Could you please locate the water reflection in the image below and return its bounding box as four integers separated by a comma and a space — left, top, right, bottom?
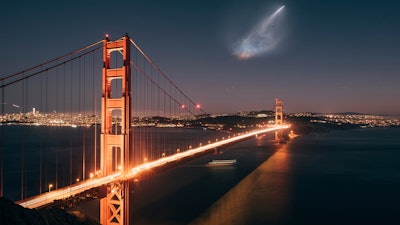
190, 143, 291, 225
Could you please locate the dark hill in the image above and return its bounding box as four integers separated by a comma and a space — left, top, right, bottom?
0, 197, 99, 225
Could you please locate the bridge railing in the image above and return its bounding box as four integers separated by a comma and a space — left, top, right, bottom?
17, 125, 289, 209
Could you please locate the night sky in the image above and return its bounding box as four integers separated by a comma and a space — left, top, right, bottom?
1, 0, 399, 115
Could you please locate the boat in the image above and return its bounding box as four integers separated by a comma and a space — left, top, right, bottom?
288, 130, 299, 138
208, 159, 237, 166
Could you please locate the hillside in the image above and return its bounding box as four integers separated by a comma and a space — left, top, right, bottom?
0, 197, 99, 225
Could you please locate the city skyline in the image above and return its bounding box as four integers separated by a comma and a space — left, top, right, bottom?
1, 0, 399, 115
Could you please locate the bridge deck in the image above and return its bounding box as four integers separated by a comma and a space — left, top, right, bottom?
17, 125, 289, 209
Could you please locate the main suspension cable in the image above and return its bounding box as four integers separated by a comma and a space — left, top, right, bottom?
0, 40, 103, 82
0, 46, 103, 89
129, 38, 207, 115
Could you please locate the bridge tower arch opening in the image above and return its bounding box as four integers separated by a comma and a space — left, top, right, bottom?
275, 99, 284, 142
100, 34, 132, 225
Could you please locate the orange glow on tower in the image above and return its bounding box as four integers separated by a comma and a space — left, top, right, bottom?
100, 34, 131, 225
275, 99, 284, 142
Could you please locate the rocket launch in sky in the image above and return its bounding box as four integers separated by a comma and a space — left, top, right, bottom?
233, 5, 285, 60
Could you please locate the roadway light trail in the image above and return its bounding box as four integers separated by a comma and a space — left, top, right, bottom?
17, 125, 289, 209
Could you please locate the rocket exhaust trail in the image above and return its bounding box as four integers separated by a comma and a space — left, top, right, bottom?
276, 5, 285, 13
233, 5, 285, 60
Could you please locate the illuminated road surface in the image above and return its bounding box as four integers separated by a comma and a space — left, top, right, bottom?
17, 125, 289, 209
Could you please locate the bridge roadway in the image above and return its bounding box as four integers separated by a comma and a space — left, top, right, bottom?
17, 125, 289, 209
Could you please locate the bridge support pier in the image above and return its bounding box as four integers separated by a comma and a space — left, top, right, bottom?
100, 181, 131, 225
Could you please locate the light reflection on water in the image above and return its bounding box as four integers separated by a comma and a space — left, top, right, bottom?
82, 128, 400, 225
190, 144, 291, 225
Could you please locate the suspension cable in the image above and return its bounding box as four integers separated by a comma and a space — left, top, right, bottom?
129, 59, 199, 116
129, 38, 207, 114
0, 40, 103, 82
0, 46, 103, 89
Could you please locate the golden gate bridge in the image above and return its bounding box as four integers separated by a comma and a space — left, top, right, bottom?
0, 34, 289, 225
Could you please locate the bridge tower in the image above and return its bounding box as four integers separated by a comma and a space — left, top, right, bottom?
275, 99, 284, 142
100, 35, 131, 225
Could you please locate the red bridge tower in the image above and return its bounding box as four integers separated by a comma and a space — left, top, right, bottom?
100, 34, 132, 225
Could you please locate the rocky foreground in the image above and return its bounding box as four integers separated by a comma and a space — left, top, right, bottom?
0, 197, 99, 225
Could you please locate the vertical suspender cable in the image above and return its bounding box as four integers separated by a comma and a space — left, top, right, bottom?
25, 72, 29, 198
134, 48, 138, 166
82, 56, 86, 181
54, 61, 58, 190
45, 65, 49, 191
143, 54, 146, 161
70, 59, 73, 186
21, 73, 25, 200
79, 57, 83, 181
62, 62, 65, 188
58, 62, 66, 189
39, 68, 43, 194
150, 65, 153, 159
93, 52, 97, 175
145, 56, 149, 160
141, 54, 144, 162
163, 75, 167, 155
157, 68, 161, 157
170, 80, 173, 154
0, 80, 4, 197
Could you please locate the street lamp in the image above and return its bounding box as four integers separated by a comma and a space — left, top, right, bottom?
48, 184, 53, 192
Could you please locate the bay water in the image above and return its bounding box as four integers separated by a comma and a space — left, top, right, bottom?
2, 126, 400, 224
129, 128, 400, 225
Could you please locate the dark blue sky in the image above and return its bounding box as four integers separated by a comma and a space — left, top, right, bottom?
1, 0, 399, 114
